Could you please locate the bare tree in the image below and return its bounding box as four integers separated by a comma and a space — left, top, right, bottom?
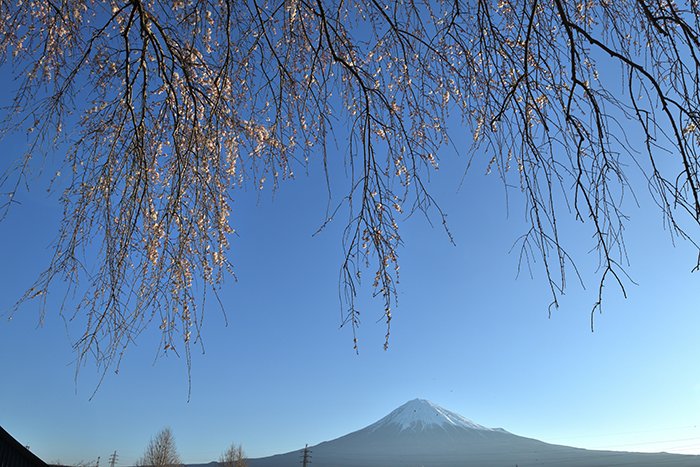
73, 461, 99, 467
2, 0, 700, 378
137, 427, 182, 467
219, 443, 246, 467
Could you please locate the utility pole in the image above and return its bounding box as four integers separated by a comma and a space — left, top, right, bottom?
108, 451, 118, 467
300, 444, 312, 467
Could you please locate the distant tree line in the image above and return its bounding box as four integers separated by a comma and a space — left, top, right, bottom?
136, 427, 246, 467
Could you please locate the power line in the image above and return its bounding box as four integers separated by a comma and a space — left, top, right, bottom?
300, 444, 312, 467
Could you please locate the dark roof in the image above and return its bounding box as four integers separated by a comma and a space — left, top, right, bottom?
0, 425, 48, 467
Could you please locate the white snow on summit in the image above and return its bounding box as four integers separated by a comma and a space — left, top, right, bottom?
368, 399, 497, 432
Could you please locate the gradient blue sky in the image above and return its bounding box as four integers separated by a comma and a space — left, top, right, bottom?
2, 62, 700, 467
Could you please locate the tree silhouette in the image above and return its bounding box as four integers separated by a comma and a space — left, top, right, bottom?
2, 0, 700, 375
219, 443, 247, 467
137, 427, 182, 467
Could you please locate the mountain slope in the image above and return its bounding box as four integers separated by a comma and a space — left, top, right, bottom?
241, 399, 700, 467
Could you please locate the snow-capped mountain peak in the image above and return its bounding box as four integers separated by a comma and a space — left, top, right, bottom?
244, 399, 700, 467
368, 399, 496, 432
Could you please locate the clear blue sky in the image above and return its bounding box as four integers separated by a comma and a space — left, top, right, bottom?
2, 69, 700, 467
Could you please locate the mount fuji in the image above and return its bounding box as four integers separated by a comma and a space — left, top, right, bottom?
237, 399, 700, 466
